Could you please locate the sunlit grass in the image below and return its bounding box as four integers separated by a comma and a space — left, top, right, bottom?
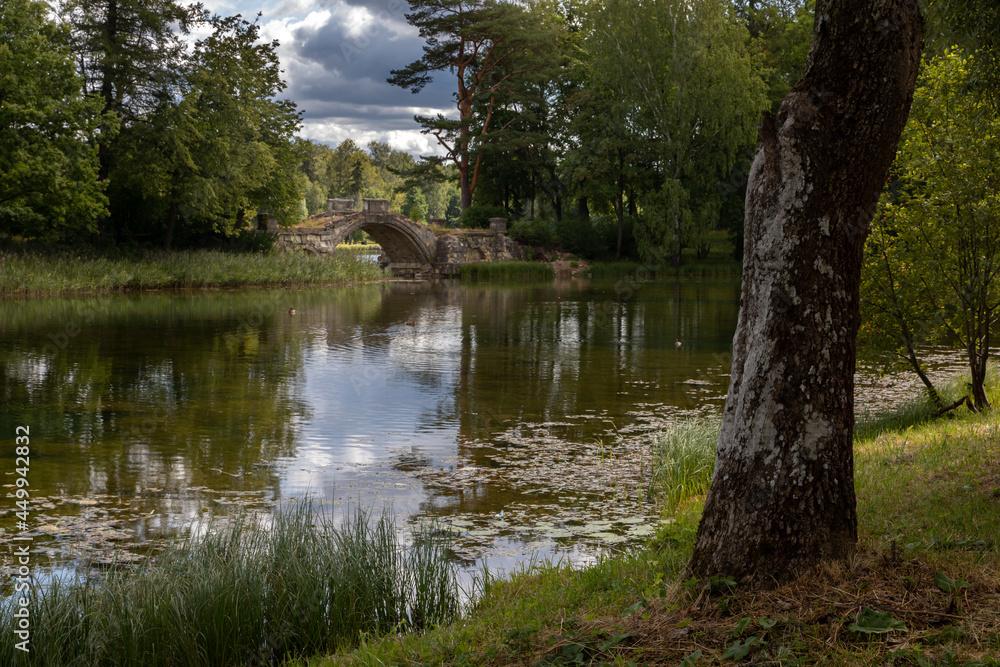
0, 504, 458, 666
0, 248, 383, 296
305, 379, 1000, 666
649, 418, 720, 511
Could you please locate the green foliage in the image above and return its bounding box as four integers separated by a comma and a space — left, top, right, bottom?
388, 0, 563, 211
848, 607, 908, 635
860, 51, 1000, 409
0, 0, 107, 238
230, 229, 278, 254
556, 215, 599, 258
508, 218, 554, 248
649, 418, 719, 511
0, 247, 382, 295
585, 0, 768, 265
461, 203, 507, 230
0, 504, 458, 665
404, 187, 428, 222
737, 0, 815, 109
458, 261, 554, 282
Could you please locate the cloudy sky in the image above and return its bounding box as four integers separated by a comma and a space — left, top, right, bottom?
200, 0, 455, 155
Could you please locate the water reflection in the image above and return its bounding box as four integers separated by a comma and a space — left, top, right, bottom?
1, 279, 741, 572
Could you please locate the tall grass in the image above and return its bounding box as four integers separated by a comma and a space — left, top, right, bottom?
459, 261, 554, 281
0, 248, 383, 296
586, 261, 647, 279
651, 375, 993, 512
0, 503, 457, 666
588, 258, 742, 279
649, 418, 720, 511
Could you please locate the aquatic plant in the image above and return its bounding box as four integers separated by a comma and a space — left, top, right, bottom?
458, 261, 555, 281
649, 418, 720, 511
0, 503, 457, 666
0, 248, 383, 296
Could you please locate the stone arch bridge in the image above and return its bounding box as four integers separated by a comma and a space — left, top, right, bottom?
275, 199, 524, 279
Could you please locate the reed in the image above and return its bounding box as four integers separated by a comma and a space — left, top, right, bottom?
0, 503, 458, 666
458, 261, 555, 281
587, 258, 742, 280
0, 248, 383, 296
648, 417, 720, 511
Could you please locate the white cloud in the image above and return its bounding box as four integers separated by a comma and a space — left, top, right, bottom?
300, 119, 448, 157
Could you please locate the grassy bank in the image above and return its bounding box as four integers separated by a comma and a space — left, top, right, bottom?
313, 392, 1000, 666
0, 505, 458, 666
460, 261, 555, 282
588, 257, 743, 280
0, 248, 383, 296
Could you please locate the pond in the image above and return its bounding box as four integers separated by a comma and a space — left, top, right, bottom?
0, 277, 963, 578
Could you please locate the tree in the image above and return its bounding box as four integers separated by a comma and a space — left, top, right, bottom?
924, 0, 1000, 101
688, 0, 923, 586
63, 0, 199, 241
156, 13, 302, 248
0, 0, 106, 239
587, 0, 767, 266
860, 52, 1000, 411
388, 0, 561, 211
404, 188, 428, 222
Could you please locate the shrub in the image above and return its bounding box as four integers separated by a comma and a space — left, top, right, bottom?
231, 229, 277, 254
508, 218, 553, 248
461, 203, 507, 229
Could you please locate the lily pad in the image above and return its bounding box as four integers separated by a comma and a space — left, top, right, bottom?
467, 529, 499, 538
539, 528, 574, 539
591, 532, 628, 544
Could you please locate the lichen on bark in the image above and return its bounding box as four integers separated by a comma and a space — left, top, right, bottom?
688, 0, 923, 588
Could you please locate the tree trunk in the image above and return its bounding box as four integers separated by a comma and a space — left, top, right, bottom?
969, 346, 990, 411
460, 154, 472, 212
92, 0, 120, 246
688, 0, 923, 588
615, 174, 625, 261
163, 197, 179, 251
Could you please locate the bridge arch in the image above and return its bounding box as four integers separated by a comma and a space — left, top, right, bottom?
327, 207, 438, 278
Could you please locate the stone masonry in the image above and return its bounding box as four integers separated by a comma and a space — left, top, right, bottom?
275, 199, 524, 279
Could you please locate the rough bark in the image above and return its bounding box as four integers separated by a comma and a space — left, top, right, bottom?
688, 0, 923, 588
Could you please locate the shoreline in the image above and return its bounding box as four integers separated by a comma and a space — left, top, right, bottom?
0, 247, 386, 298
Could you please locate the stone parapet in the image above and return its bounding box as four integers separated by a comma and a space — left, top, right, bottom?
327, 198, 356, 212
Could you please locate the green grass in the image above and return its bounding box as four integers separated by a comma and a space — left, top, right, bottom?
587, 257, 743, 280
648, 418, 720, 511
0, 504, 458, 666
459, 261, 555, 281
0, 248, 383, 296
306, 384, 1000, 666
335, 243, 382, 254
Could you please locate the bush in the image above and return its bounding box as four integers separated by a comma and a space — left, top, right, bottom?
508, 218, 553, 248
231, 229, 278, 254
461, 203, 507, 229
555, 215, 598, 257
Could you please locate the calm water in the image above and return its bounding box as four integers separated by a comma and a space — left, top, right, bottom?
1, 276, 945, 577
